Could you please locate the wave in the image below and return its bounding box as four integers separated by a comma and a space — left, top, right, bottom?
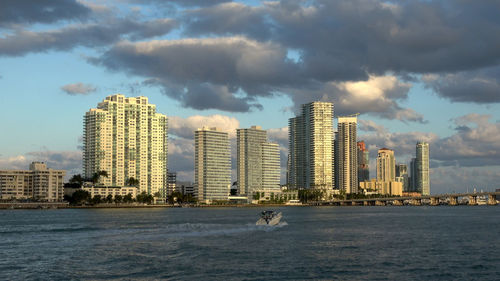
158, 221, 288, 238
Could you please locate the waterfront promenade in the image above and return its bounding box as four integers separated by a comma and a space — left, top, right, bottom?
310, 191, 500, 206
1, 191, 499, 209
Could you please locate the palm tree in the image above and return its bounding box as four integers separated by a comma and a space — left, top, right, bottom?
126, 177, 139, 187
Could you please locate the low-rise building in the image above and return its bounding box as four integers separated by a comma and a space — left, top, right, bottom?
0, 162, 65, 202
251, 188, 298, 203
81, 184, 138, 199
360, 179, 403, 196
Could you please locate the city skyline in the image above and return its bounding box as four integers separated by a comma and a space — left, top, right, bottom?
1, 1, 500, 194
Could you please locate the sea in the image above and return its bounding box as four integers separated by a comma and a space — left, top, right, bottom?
1, 206, 499, 280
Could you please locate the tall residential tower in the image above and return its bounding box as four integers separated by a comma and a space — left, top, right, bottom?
415, 142, 430, 195
357, 141, 370, 182
335, 116, 358, 194
288, 102, 334, 189
237, 126, 280, 198
194, 127, 231, 203
376, 148, 395, 182
83, 94, 168, 196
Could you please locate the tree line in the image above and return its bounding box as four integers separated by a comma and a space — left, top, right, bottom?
64, 190, 155, 205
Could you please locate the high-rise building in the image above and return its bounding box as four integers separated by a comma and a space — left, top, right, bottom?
83, 94, 168, 196
167, 172, 177, 195
261, 142, 281, 190
237, 126, 280, 198
335, 116, 358, 194
395, 163, 409, 192
377, 148, 395, 182
288, 102, 334, 189
416, 142, 430, 195
357, 141, 370, 182
410, 158, 416, 192
0, 162, 65, 201
194, 127, 231, 203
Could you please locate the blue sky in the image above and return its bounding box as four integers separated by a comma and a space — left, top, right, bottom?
1, 0, 500, 194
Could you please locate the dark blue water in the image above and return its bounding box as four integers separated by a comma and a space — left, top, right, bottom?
1, 206, 499, 280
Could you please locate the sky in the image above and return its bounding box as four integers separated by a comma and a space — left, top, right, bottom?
1, 0, 500, 194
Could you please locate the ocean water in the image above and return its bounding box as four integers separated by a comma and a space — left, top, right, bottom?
0, 206, 499, 280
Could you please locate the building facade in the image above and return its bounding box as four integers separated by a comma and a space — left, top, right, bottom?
236, 126, 267, 197
0, 162, 65, 201
81, 185, 138, 199
167, 172, 177, 195
288, 102, 334, 190
377, 148, 395, 182
395, 163, 409, 192
83, 94, 168, 196
335, 116, 358, 194
194, 127, 231, 203
357, 141, 370, 182
416, 142, 430, 195
359, 180, 403, 196
261, 142, 281, 190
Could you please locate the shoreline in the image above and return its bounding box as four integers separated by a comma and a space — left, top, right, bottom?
1, 202, 497, 209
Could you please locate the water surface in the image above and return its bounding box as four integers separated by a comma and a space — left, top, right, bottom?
1, 206, 499, 280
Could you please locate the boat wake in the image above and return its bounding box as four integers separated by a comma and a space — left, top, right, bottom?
155, 222, 288, 238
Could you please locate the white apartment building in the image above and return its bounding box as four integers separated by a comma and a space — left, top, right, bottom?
0, 162, 65, 201
81, 185, 138, 199
288, 102, 334, 189
335, 116, 358, 194
237, 126, 280, 199
83, 94, 168, 196
194, 127, 231, 203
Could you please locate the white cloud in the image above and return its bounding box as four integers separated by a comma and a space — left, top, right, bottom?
61, 82, 97, 95
169, 114, 240, 139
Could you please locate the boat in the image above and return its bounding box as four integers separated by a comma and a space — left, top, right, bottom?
477, 196, 487, 205
256, 210, 282, 226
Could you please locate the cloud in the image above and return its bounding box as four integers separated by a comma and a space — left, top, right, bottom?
130, 0, 231, 8
0, 150, 82, 179
169, 114, 240, 139
287, 75, 425, 123
0, 18, 177, 57
431, 166, 500, 194
0, 0, 91, 25
423, 66, 500, 104
183, 3, 271, 40
358, 114, 500, 167
61, 83, 97, 95
172, 0, 500, 111
92, 37, 296, 112
433, 114, 500, 166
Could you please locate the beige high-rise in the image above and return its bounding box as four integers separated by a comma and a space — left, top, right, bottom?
83, 94, 168, 196
194, 127, 231, 203
377, 148, 395, 182
335, 116, 358, 194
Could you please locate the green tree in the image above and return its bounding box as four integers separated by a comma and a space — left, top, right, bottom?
123, 193, 134, 203
69, 174, 84, 186
70, 190, 91, 205
114, 194, 123, 203
106, 194, 113, 203
136, 191, 153, 204
92, 170, 109, 184
91, 195, 102, 205
126, 177, 139, 187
